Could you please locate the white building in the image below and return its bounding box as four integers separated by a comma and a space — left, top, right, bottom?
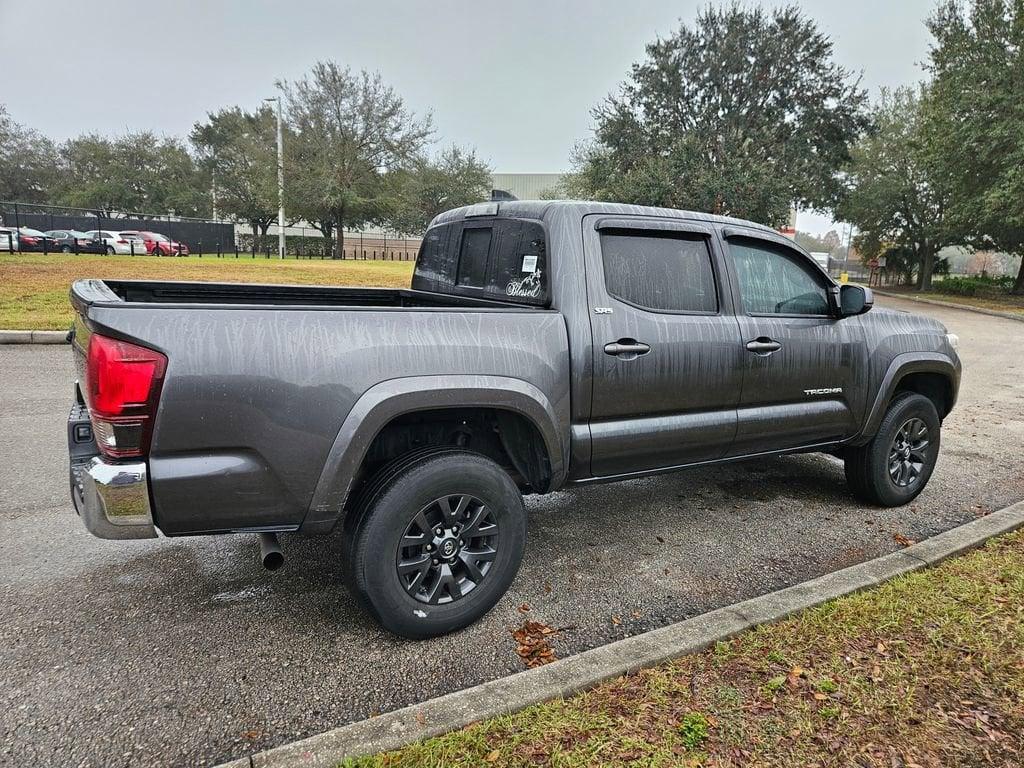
490, 173, 566, 201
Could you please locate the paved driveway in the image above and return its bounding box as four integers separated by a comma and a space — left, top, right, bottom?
2, 297, 1023, 767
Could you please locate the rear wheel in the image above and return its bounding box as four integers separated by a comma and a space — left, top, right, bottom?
105, 245, 115, 255
345, 449, 526, 639
61, 245, 72, 253
844, 392, 940, 506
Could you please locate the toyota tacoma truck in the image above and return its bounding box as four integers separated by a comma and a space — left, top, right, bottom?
67, 201, 961, 638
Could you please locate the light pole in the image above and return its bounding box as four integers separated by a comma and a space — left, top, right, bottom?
265, 95, 285, 259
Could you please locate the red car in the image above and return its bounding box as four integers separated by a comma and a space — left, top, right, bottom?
121, 230, 190, 256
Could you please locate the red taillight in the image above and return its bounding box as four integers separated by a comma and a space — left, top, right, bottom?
116, 239, 128, 244
86, 334, 167, 458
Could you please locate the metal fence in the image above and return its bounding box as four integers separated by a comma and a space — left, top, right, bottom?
0, 201, 234, 252
0, 200, 422, 260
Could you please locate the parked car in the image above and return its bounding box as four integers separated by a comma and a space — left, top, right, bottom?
119, 230, 189, 256
8, 227, 61, 252
0, 226, 19, 251
67, 201, 961, 639
83, 230, 137, 255
44, 230, 107, 254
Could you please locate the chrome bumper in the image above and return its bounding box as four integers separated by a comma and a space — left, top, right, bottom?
72, 457, 158, 539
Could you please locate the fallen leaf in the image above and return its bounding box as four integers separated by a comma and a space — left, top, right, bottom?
612, 615, 622, 626
485, 749, 501, 762
511, 620, 564, 668
518, 602, 530, 613
543, 582, 552, 594
655, 535, 665, 543
415, 711, 426, 725
893, 533, 916, 547
241, 730, 262, 740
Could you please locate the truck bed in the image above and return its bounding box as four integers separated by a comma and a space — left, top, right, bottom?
72, 278, 531, 311
69, 277, 569, 537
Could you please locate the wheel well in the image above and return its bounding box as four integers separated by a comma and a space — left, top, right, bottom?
352, 407, 552, 501
893, 372, 952, 418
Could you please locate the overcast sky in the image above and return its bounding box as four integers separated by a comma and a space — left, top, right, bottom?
1, 0, 936, 234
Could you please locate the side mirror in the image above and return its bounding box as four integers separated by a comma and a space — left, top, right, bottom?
840, 284, 873, 316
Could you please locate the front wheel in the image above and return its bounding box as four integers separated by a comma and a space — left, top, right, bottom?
345, 449, 526, 639
844, 392, 941, 506
105, 245, 115, 255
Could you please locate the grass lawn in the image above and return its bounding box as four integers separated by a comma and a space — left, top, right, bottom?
349, 530, 1024, 767
881, 286, 1024, 317
0, 252, 415, 330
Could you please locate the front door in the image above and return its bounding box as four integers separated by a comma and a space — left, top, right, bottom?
584, 216, 746, 477
720, 231, 868, 455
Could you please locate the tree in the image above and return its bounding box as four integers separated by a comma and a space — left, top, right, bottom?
387, 145, 491, 236
567, 4, 868, 225
837, 87, 954, 290
795, 231, 833, 253
59, 132, 209, 217
280, 62, 433, 257
822, 230, 842, 252
924, 0, 1024, 294
0, 105, 59, 204
192, 106, 279, 242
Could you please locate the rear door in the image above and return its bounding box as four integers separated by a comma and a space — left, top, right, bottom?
720, 229, 868, 454
584, 216, 745, 476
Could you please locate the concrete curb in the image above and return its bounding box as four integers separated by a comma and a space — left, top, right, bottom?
219, 499, 1024, 768
874, 290, 1024, 323
0, 329, 68, 344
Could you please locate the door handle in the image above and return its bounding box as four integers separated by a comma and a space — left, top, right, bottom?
745, 337, 782, 354
604, 339, 651, 358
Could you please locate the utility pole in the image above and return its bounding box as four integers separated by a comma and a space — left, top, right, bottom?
265, 95, 285, 259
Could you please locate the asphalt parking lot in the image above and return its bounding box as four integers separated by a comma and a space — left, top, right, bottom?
2, 296, 1023, 767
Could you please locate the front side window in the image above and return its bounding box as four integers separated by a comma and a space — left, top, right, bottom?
729, 238, 830, 315
600, 231, 718, 313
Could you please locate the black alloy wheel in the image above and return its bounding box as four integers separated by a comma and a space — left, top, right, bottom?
887, 417, 930, 488
396, 494, 499, 605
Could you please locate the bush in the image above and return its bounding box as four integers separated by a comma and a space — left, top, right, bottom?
934, 275, 1014, 297
236, 233, 334, 258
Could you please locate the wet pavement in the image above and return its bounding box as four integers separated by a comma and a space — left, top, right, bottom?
2, 296, 1022, 767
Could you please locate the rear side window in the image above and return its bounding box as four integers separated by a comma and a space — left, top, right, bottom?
600, 231, 718, 313
413, 218, 548, 306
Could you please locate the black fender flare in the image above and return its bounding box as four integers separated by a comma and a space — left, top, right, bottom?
301, 375, 568, 532
849, 352, 960, 445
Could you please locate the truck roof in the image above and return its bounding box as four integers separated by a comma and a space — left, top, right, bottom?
432, 199, 783, 238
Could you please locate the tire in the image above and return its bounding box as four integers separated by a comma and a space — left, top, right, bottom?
61, 246, 72, 253
844, 392, 941, 507
345, 449, 526, 639
105, 245, 115, 255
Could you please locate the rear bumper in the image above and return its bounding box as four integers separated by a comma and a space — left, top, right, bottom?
71, 457, 158, 539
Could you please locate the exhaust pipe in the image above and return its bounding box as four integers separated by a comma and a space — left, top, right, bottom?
258, 532, 284, 571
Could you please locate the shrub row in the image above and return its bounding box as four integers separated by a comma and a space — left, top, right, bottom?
933, 275, 1015, 297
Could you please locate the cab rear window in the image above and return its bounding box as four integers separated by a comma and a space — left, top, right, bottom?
412, 217, 548, 306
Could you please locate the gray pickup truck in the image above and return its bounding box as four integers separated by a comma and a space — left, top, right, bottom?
68, 201, 961, 638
